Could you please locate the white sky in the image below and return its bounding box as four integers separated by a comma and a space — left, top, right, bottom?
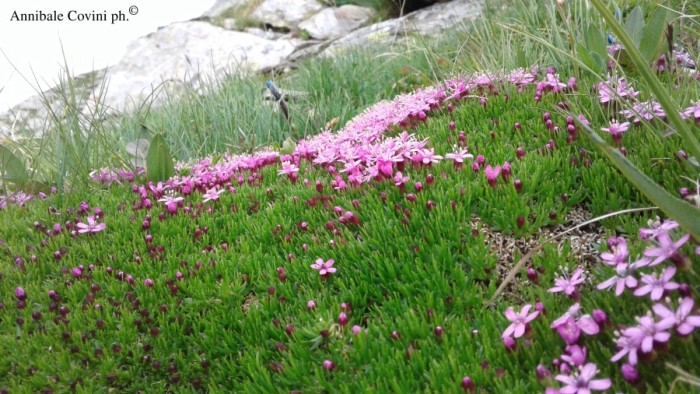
0, 0, 215, 111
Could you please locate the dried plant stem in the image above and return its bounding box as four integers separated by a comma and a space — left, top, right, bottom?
484, 206, 659, 307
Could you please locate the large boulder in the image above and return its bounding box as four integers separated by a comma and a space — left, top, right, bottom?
250, 0, 324, 29
323, 0, 484, 55
299, 5, 375, 40
200, 0, 253, 18
98, 21, 298, 114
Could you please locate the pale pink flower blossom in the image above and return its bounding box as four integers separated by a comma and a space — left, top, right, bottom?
310, 258, 337, 277
549, 267, 586, 296
502, 304, 540, 339
556, 363, 611, 393
76, 216, 106, 234
633, 266, 680, 301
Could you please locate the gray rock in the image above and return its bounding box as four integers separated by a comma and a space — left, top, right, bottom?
251, 0, 324, 29
323, 0, 484, 55
299, 5, 375, 40
99, 21, 297, 114
244, 27, 286, 40
200, 0, 253, 18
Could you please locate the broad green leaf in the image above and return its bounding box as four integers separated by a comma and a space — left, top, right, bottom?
624, 5, 644, 47
585, 24, 608, 64
146, 133, 174, 182
280, 137, 297, 155
0, 144, 28, 186
640, 6, 668, 62
576, 43, 597, 71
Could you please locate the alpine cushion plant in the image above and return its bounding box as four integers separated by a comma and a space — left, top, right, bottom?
2, 4, 700, 390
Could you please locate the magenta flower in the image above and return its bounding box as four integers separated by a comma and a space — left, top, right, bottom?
555, 316, 581, 345
322, 360, 335, 371
621, 363, 639, 384
549, 267, 586, 296
597, 263, 638, 296
561, 345, 587, 368
653, 297, 700, 336
599, 237, 629, 266
158, 195, 184, 214
393, 171, 409, 187
633, 266, 679, 300
624, 315, 675, 354
502, 304, 539, 339
551, 303, 600, 339
278, 161, 299, 176
444, 148, 473, 168
15, 287, 26, 301
76, 216, 106, 234
680, 101, 700, 122
555, 363, 611, 393
202, 187, 225, 203
643, 232, 690, 267
638, 219, 679, 240
310, 258, 337, 277
484, 165, 501, 188
601, 120, 630, 136
307, 300, 316, 310
610, 330, 643, 365
620, 100, 665, 123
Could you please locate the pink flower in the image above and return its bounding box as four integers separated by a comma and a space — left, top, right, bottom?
600, 120, 630, 145
551, 303, 600, 339
597, 263, 638, 296
310, 258, 337, 277
76, 216, 106, 234
633, 266, 679, 300
556, 317, 582, 345
601, 120, 630, 135
393, 171, 409, 187
549, 267, 586, 296
610, 330, 643, 365
484, 165, 501, 188
502, 304, 540, 339
444, 149, 473, 166
555, 363, 611, 393
643, 232, 690, 267
15, 287, 26, 301
202, 187, 225, 203
561, 345, 587, 368
680, 101, 700, 122
639, 219, 679, 240
624, 315, 675, 354
653, 297, 700, 336
600, 237, 629, 266
158, 195, 184, 214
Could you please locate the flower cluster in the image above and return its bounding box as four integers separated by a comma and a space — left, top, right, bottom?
597, 220, 699, 372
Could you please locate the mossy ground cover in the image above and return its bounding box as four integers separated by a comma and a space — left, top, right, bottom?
1, 64, 699, 393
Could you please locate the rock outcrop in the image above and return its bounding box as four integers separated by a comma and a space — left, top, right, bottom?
0, 0, 485, 139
